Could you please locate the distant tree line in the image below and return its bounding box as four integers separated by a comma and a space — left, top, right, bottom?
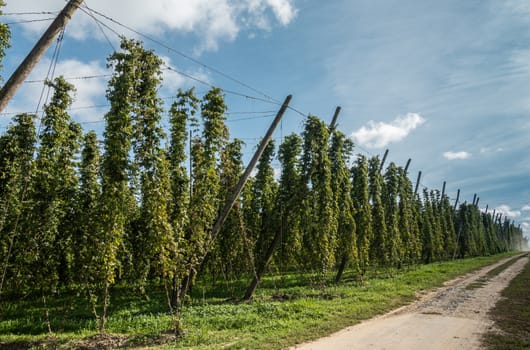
0, 34, 526, 333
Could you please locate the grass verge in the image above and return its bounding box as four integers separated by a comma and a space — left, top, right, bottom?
483, 253, 530, 350
0, 252, 521, 350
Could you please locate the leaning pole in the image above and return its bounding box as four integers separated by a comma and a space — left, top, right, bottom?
0, 0, 83, 113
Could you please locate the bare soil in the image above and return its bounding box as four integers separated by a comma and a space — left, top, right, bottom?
292, 254, 529, 350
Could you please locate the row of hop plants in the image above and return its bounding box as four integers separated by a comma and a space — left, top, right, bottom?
0, 35, 527, 335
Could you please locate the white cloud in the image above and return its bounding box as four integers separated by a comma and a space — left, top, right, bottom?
5, 0, 297, 53
6, 58, 109, 122
443, 151, 472, 160
350, 113, 425, 148
522, 205, 530, 211
265, 0, 298, 25
159, 56, 211, 92
495, 204, 521, 219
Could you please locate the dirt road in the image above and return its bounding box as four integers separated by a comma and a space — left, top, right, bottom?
292, 254, 529, 350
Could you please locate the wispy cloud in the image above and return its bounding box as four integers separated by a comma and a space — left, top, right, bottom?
6, 0, 297, 53
495, 204, 521, 219
266, 0, 298, 25
480, 147, 503, 154
522, 205, 530, 211
443, 151, 472, 160
502, 0, 530, 18
350, 113, 425, 148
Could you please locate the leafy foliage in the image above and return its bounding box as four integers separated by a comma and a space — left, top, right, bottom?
0, 113, 36, 296
0, 35, 525, 342
301, 116, 336, 275
352, 154, 372, 276
368, 156, 387, 267
277, 134, 303, 267
0, 0, 10, 82
329, 130, 357, 281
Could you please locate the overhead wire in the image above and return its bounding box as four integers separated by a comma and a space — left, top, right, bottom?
78, 5, 116, 52
1, 101, 278, 117
162, 65, 283, 106
225, 110, 277, 115
81, 3, 280, 104
35, 26, 65, 119
74, 7, 299, 111
4, 3, 310, 132
1, 11, 58, 16
24, 74, 111, 84
4, 18, 55, 25
225, 114, 276, 122
77, 6, 121, 39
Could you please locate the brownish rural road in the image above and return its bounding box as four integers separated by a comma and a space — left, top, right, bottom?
292, 254, 528, 350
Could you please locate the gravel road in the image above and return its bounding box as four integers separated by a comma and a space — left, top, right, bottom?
292, 254, 529, 350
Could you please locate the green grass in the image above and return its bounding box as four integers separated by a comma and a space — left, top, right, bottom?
0, 252, 520, 350
483, 253, 530, 350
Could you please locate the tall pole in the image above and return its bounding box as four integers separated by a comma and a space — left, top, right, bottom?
404, 158, 411, 173
441, 181, 446, 198
414, 171, 422, 195
210, 95, 292, 243
180, 95, 292, 300
453, 189, 460, 211
329, 106, 341, 130
379, 149, 389, 173
0, 0, 83, 113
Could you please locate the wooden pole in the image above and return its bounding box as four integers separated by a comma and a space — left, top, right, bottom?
246, 101, 346, 299
404, 158, 411, 173
441, 181, 446, 198
414, 171, 422, 195
181, 95, 292, 301
329, 106, 341, 130
453, 222, 463, 260
0, 0, 83, 113
246, 102, 347, 298
453, 189, 460, 211
485, 205, 489, 214
210, 95, 292, 243
472, 193, 477, 206
475, 197, 480, 207
379, 149, 389, 173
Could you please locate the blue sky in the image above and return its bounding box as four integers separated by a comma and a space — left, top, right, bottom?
2, 0, 530, 238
